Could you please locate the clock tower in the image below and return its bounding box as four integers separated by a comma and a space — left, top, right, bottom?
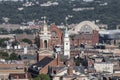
64, 27, 70, 58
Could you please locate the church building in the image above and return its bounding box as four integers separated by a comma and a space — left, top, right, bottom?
37, 17, 63, 61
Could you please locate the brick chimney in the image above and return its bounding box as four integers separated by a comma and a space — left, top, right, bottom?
68, 66, 73, 76
57, 52, 61, 65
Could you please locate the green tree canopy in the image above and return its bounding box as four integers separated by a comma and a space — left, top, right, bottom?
0, 51, 9, 59
9, 53, 18, 60
21, 38, 32, 44
0, 38, 9, 48
31, 74, 50, 80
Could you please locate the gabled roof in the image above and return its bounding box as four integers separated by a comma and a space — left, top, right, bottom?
51, 66, 85, 75
36, 57, 53, 68
32, 57, 53, 68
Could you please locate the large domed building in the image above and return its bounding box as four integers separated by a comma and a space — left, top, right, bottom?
69, 21, 99, 46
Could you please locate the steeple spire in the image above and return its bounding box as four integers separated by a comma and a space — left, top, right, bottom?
42, 16, 48, 33
65, 27, 69, 38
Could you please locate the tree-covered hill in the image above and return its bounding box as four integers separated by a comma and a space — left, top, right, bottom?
0, 0, 120, 28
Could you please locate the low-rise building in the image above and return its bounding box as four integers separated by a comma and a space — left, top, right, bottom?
0, 60, 25, 79
50, 66, 88, 80
94, 62, 114, 73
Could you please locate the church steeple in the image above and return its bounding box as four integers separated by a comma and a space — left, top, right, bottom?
43, 16, 48, 34
39, 16, 51, 50
65, 27, 69, 38
64, 26, 70, 59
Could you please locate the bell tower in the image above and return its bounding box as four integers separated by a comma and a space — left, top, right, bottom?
39, 16, 51, 50
38, 16, 53, 61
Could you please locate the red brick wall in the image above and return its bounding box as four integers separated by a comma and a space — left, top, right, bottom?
50, 24, 63, 47
40, 39, 43, 49
70, 30, 99, 46
39, 54, 62, 74
92, 30, 99, 44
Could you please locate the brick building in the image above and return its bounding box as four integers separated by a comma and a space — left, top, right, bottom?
50, 24, 63, 47
39, 22, 63, 50
0, 60, 25, 79
71, 30, 99, 46
50, 66, 88, 80
69, 21, 99, 46
29, 53, 63, 76
15, 33, 35, 44
38, 19, 63, 61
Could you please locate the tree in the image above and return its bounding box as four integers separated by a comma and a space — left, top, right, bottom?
0, 38, 9, 48
12, 29, 23, 34
0, 51, 9, 59
11, 40, 19, 48
74, 57, 84, 66
22, 38, 32, 44
34, 37, 40, 48
9, 53, 18, 60
32, 74, 50, 80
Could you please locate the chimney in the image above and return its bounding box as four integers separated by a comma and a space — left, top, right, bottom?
57, 52, 61, 65
68, 66, 73, 76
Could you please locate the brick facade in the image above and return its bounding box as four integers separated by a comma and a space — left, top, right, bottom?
50, 24, 63, 47
39, 54, 62, 74
70, 30, 99, 46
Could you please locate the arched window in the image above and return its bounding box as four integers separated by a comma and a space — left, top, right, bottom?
44, 40, 47, 48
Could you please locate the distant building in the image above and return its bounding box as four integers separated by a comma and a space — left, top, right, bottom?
0, 34, 15, 39
50, 66, 88, 80
29, 53, 63, 76
94, 62, 114, 73
9, 73, 31, 80
50, 24, 63, 47
0, 60, 25, 79
15, 33, 35, 43
0, 24, 20, 30
38, 18, 63, 61
99, 30, 120, 45
69, 21, 99, 46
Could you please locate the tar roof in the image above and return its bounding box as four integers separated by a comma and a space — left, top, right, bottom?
35, 57, 53, 68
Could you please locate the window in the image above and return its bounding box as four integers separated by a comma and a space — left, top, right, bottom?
51, 31, 57, 36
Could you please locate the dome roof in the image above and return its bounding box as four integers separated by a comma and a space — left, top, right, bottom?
69, 21, 99, 34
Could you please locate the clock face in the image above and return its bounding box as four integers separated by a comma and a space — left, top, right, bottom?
80, 25, 93, 33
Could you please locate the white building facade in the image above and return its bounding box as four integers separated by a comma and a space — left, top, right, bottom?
64, 27, 70, 58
